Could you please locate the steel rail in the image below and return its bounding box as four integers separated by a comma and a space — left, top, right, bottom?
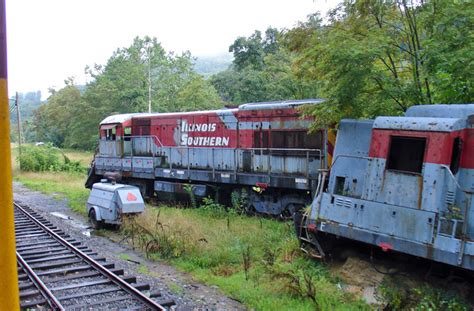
16, 251, 65, 311
14, 202, 165, 311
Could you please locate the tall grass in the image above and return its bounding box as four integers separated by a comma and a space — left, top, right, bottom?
123, 207, 368, 310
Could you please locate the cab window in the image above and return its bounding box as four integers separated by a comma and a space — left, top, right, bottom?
386, 136, 426, 173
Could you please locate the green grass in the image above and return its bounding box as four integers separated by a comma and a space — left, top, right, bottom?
124, 206, 368, 310
12, 147, 92, 216
168, 282, 184, 294
118, 253, 132, 261
15, 171, 89, 215
137, 264, 150, 275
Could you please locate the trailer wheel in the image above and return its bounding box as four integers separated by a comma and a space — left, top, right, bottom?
89, 209, 102, 229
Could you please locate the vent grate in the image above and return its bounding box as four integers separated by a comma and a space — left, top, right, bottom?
445, 191, 455, 205
335, 197, 352, 208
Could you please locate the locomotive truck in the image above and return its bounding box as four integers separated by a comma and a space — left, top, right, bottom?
86, 99, 334, 217
297, 104, 474, 271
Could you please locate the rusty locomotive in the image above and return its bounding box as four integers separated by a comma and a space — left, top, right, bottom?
298, 104, 474, 271
86, 99, 334, 217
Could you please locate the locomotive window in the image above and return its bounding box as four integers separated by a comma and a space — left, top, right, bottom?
105, 128, 116, 141
386, 136, 426, 174
124, 127, 132, 141
450, 137, 462, 175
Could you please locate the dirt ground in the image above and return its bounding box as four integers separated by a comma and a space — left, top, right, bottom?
14, 182, 246, 311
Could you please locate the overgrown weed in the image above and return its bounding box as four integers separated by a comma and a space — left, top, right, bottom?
379, 278, 469, 310
122, 203, 367, 310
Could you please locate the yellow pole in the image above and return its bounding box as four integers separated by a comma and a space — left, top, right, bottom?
0, 0, 20, 309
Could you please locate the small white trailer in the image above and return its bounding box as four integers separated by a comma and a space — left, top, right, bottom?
87, 181, 145, 229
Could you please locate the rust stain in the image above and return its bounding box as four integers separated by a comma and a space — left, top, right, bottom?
417, 175, 423, 209
426, 244, 434, 260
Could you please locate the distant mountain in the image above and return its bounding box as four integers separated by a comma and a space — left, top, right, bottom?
194, 54, 233, 78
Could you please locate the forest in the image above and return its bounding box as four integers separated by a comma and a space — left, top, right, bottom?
11, 0, 473, 150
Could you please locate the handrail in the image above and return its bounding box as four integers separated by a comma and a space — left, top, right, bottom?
98, 136, 324, 178
124, 135, 163, 147
440, 165, 472, 266
330, 154, 372, 169
440, 164, 474, 195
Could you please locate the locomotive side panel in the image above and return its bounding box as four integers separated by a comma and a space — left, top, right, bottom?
305, 105, 474, 271
91, 100, 327, 215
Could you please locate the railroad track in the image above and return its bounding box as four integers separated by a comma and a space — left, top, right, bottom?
14, 202, 173, 310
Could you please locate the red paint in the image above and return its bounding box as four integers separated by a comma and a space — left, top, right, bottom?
379, 242, 393, 252
126, 192, 137, 201
256, 182, 268, 189
369, 128, 474, 169
100, 106, 319, 150
307, 223, 317, 232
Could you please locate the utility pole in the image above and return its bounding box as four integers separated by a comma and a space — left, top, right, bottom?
0, 0, 21, 308
15, 92, 21, 155
147, 45, 152, 113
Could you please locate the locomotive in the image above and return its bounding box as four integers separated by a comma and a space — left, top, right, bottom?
297, 104, 474, 271
86, 99, 334, 217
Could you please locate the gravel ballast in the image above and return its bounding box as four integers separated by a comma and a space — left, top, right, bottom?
14, 182, 246, 310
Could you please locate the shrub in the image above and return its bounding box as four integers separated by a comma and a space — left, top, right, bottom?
200, 196, 228, 218
17, 144, 85, 173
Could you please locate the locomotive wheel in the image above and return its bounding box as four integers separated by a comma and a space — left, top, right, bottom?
89, 209, 102, 229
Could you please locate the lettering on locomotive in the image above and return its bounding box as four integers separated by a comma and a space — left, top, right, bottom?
180, 120, 230, 146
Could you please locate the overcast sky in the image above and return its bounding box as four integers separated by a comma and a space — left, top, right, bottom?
6, 0, 340, 97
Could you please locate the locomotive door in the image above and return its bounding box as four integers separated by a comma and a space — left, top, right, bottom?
123, 126, 132, 155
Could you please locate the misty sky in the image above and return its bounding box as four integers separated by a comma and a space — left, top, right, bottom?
5, 0, 340, 97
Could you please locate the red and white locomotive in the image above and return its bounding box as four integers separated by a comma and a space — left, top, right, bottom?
86, 99, 333, 216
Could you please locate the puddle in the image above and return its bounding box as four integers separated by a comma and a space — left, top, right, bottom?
50, 211, 91, 237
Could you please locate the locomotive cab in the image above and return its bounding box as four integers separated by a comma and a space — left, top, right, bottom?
100, 123, 122, 156
307, 105, 474, 271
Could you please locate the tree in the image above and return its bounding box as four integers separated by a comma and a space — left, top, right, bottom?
175, 76, 223, 111
33, 84, 81, 147
213, 27, 318, 104
35, 36, 224, 150
284, 0, 473, 127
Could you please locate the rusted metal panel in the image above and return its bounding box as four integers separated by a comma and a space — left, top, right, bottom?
309, 106, 474, 270
318, 195, 436, 244
374, 116, 466, 132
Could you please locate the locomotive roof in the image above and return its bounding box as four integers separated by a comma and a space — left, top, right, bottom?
99, 99, 324, 125
374, 116, 467, 132
238, 99, 325, 110
406, 104, 474, 118
100, 113, 144, 125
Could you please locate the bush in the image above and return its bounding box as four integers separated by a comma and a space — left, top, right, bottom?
200, 196, 231, 218
17, 144, 85, 173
